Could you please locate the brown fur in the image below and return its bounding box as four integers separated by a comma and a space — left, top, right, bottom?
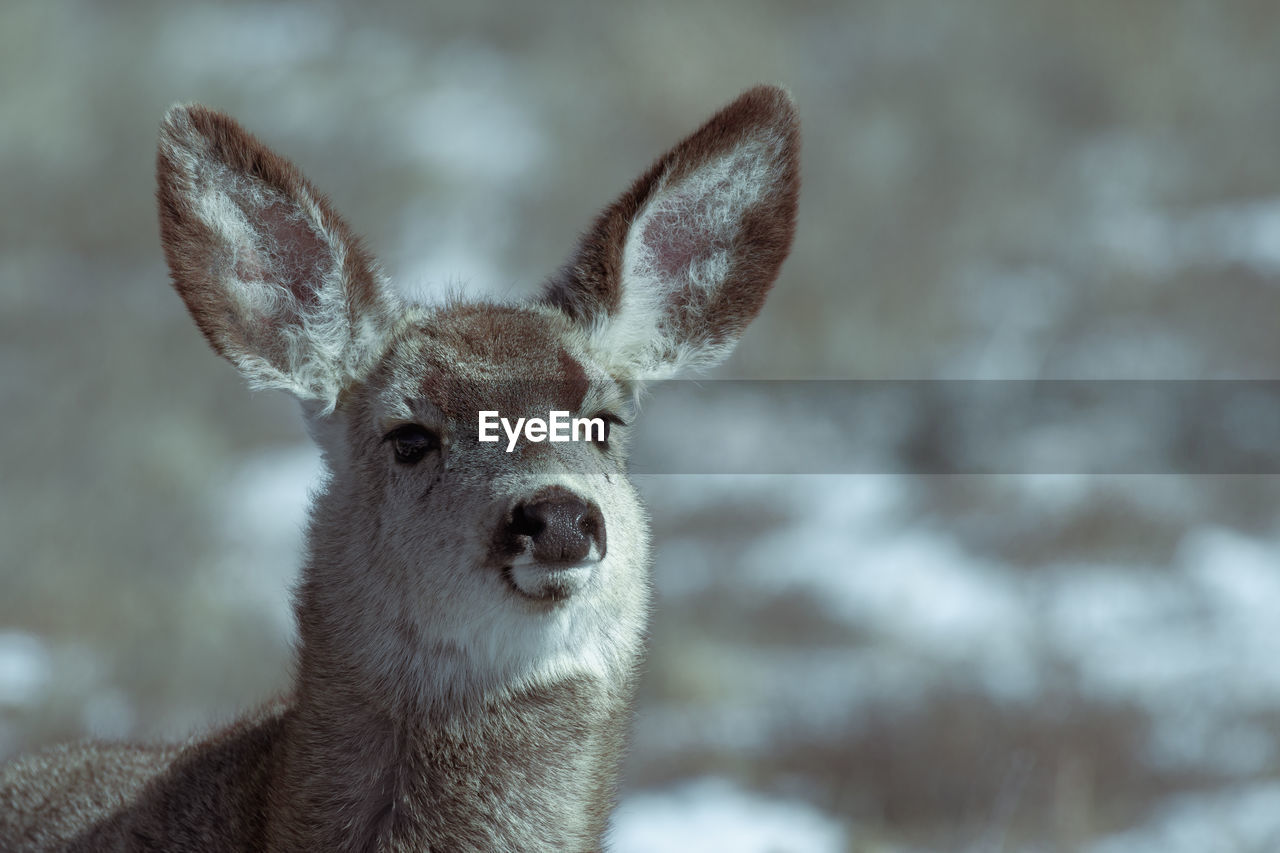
0, 86, 800, 851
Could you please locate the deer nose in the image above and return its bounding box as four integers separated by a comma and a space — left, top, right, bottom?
509, 491, 606, 564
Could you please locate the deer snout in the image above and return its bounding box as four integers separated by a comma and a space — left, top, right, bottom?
509, 490, 606, 565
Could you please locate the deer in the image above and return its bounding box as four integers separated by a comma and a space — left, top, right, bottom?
0, 85, 799, 851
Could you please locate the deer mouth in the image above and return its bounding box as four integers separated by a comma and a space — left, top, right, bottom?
503, 558, 598, 603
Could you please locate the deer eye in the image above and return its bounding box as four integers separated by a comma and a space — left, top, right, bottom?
593, 413, 626, 448
384, 424, 440, 464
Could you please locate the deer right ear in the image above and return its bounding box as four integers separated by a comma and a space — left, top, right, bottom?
544, 86, 800, 380
157, 105, 398, 410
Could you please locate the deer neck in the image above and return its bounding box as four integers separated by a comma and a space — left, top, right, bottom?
266, 614, 631, 852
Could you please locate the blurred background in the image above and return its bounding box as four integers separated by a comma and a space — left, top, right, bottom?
4, 1, 1280, 850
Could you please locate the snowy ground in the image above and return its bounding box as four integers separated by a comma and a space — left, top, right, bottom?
631, 471, 1280, 849
5, 446, 1280, 849
611, 777, 848, 853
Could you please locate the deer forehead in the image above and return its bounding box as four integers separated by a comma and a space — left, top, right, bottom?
371, 303, 610, 423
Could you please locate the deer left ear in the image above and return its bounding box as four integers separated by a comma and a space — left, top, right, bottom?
544, 85, 800, 379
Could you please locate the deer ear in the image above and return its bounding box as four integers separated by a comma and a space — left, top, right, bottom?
157, 104, 398, 409
544, 85, 799, 379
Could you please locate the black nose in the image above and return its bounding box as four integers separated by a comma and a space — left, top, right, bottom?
509, 489, 606, 564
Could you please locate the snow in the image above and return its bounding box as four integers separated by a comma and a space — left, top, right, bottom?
1097, 198, 1280, 279
641, 474, 1280, 773
611, 778, 848, 853
0, 631, 50, 708
1039, 528, 1280, 771
745, 524, 1038, 701
643, 475, 1042, 703
1089, 783, 1280, 853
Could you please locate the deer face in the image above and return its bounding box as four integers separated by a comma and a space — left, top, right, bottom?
303, 303, 651, 698
354, 304, 632, 602
156, 87, 798, 702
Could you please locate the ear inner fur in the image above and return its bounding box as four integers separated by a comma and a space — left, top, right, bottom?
544, 84, 800, 378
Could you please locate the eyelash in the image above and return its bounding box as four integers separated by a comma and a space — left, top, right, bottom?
594, 413, 626, 447
383, 424, 441, 464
